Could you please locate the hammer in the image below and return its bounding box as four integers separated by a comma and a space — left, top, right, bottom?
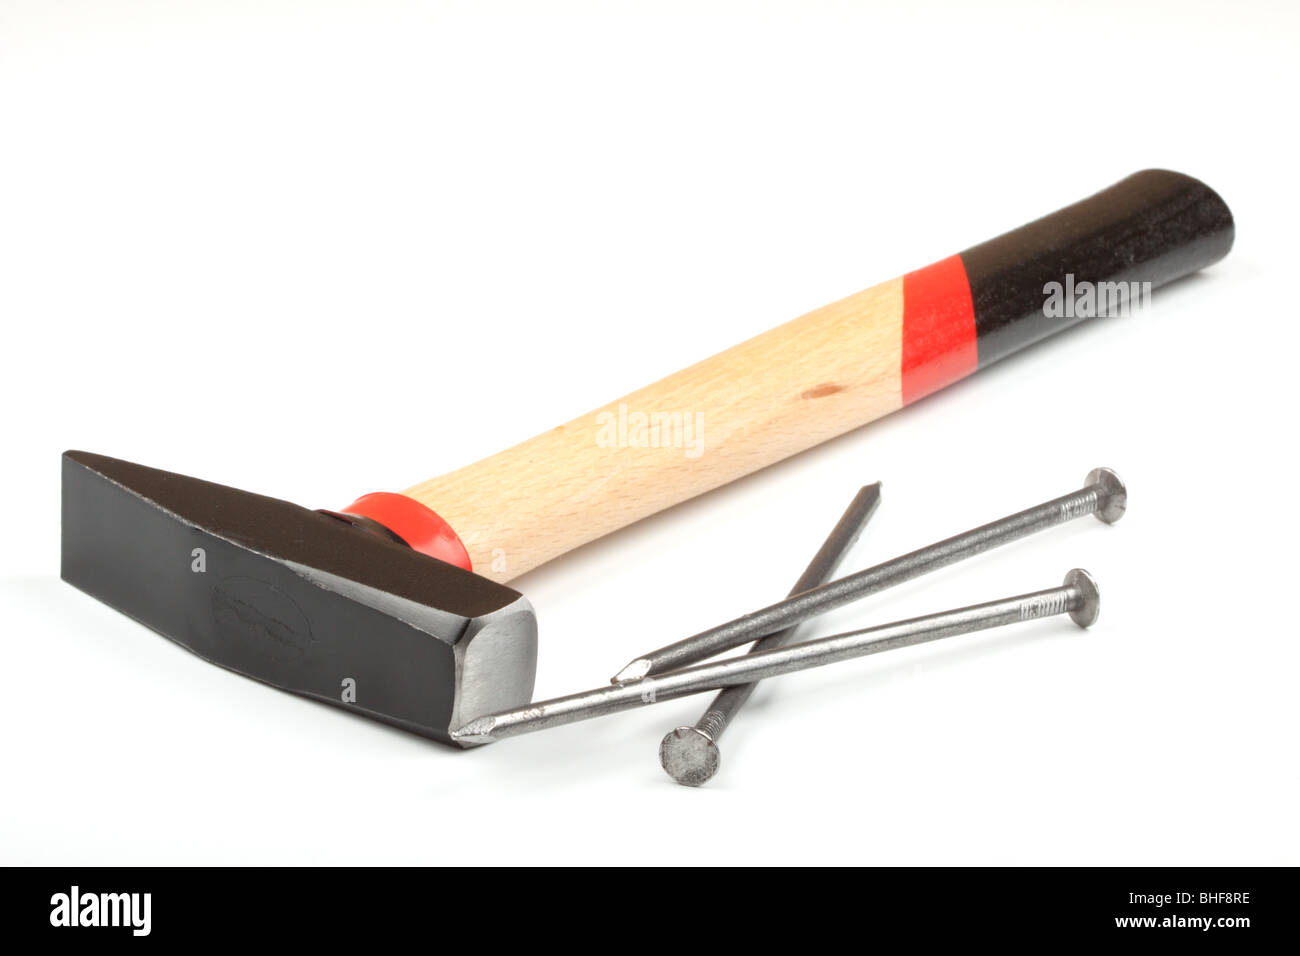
61, 170, 1233, 745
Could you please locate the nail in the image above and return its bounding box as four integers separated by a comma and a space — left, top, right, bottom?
451, 570, 1100, 746
614, 468, 1124, 681
660, 482, 882, 787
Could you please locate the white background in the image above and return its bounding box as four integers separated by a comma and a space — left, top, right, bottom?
2, 0, 1296, 865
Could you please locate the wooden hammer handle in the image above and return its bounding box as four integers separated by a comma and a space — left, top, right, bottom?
404, 170, 1232, 582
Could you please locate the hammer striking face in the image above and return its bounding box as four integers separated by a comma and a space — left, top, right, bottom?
61, 451, 536, 744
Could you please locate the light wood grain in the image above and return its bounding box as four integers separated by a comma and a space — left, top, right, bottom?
404, 276, 905, 582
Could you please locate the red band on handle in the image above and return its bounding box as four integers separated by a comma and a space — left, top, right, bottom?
901, 254, 978, 405
342, 493, 472, 571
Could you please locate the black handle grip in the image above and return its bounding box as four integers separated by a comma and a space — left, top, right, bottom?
959, 169, 1234, 366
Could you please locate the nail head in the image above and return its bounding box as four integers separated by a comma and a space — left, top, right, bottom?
659, 727, 721, 787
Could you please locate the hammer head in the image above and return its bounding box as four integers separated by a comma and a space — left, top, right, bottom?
60, 451, 537, 745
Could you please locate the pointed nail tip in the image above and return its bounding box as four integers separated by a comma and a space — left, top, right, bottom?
449, 716, 498, 747
612, 659, 652, 684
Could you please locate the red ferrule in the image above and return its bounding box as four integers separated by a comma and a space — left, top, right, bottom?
341, 493, 472, 571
